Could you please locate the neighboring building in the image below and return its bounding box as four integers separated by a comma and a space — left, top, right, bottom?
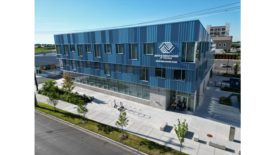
54, 20, 214, 112
207, 23, 232, 52
35, 52, 62, 78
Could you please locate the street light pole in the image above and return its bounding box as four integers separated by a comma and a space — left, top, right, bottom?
226, 58, 229, 74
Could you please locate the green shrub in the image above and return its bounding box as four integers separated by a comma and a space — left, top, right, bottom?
39, 81, 93, 105
219, 96, 232, 106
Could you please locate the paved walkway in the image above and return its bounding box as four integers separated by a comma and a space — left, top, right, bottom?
37, 79, 241, 155
194, 75, 240, 127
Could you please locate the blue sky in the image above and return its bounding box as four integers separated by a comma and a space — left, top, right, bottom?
35, 0, 240, 44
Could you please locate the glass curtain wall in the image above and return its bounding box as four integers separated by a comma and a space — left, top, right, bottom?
72, 73, 150, 100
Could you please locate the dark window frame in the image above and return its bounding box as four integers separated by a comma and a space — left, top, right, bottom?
115, 64, 121, 72
173, 70, 186, 80
129, 44, 138, 60
144, 43, 154, 55
140, 67, 149, 81
104, 63, 110, 75
85, 44, 92, 53
77, 44, 84, 57
70, 44, 75, 52
155, 68, 166, 78
94, 44, 101, 58
116, 44, 124, 54
182, 42, 195, 62
104, 44, 112, 54
94, 62, 100, 70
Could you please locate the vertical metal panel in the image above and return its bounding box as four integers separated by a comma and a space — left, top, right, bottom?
54, 20, 211, 93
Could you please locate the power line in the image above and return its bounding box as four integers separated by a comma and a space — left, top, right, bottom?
112, 1, 240, 27
37, 2, 240, 34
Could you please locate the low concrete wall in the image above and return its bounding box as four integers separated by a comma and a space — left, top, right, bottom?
74, 82, 151, 106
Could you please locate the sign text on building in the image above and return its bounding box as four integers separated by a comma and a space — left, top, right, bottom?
155, 42, 178, 63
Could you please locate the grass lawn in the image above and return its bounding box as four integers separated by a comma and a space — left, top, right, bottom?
35, 47, 55, 53
36, 102, 187, 155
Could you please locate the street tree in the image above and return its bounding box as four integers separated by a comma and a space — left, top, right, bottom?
42, 80, 58, 93
62, 72, 74, 92
174, 119, 188, 152
77, 104, 88, 123
115, 111, 129, 140
47, 93, 58, 111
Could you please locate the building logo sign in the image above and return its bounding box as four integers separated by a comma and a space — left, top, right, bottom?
159, 42, 175, 54
155, 42, 178, 63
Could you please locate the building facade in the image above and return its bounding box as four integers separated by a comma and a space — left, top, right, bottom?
54, 20, 214, 112
207, 24, 232, 52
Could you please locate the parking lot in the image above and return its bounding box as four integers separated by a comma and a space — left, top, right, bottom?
213, 59, 240, 75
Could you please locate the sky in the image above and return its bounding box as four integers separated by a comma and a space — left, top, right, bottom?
35, 0, 240, 44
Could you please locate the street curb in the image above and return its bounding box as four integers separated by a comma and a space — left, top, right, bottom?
35, 110, 147, 155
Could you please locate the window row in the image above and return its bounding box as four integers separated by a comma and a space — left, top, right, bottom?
62, 60, 186, 80
75, 75, 150, 100
56, 43, 154, 59
57, 42, 209, 62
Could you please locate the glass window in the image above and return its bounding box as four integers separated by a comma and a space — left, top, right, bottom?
70, 45, 75, 52
85, 44, 91, 53
77, 45, 83, 57
59, 59, 63, 68
155, 68, 165, 78
56, 45, 61, 54
115, 64, 121, 72
104, 64, 110, 75
140, 67, 149, 81
144, 43, 154, 55
104, 44, 112, 54
127, 66, 133, 73
64, 45, 69, 55
94, 44, 101, 58
182, 42, 195, 62
116, 44, 124, 54
94, 62, 100, 69
129, 44, 138, 59
174, 70, 185, 80
196, 43, 201, 61
86, 61, 92, 68
79, 61, 84, 68
72, 61, 76, 70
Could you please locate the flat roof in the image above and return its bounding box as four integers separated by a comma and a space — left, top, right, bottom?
55, 19, 202, 35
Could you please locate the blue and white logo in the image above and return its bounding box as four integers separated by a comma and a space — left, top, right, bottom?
159, 42, 175, 54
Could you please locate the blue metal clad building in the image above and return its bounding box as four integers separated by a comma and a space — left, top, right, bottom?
54, 20, 214, 112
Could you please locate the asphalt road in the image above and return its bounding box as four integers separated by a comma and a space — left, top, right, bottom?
35, 112, 139, 155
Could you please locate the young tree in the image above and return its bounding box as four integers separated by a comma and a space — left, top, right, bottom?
47, 93, 58, 111
234, 62, 240, 75
115, 111, 129, 140
41, 80, 58, 93
77, 104, 88, 123
174, 119, 188, 152
62, 72, 74, 92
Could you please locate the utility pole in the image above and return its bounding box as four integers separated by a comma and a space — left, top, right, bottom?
35, 72, 38, 91
226, 58, 229, 74
35, 72, 38, 107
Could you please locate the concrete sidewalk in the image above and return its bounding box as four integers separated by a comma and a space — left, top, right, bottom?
37, 79, 241, 155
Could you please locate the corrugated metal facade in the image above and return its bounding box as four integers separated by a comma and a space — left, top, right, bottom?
54, 20, 213, 94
